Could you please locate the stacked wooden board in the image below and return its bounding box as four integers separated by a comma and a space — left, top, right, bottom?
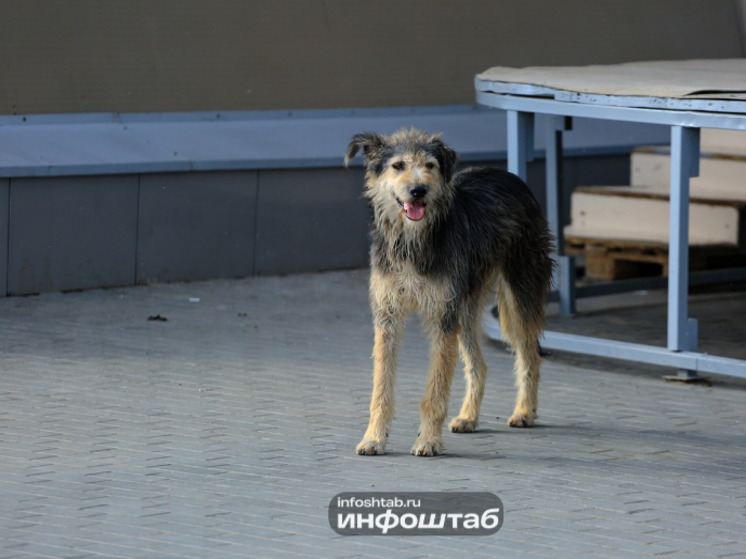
564, 130, 746, 280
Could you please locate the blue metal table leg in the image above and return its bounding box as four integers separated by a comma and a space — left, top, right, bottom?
545, 115, 575, 316
558, 256, 577, 317
667, 126, 701, 380
506, 110, 534, 180
545, 115, 567, 255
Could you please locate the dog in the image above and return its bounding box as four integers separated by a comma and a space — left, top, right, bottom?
345, 128, 554, 456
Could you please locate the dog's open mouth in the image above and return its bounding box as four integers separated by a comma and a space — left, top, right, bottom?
397, 198, 426, 221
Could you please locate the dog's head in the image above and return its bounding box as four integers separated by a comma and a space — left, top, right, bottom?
345, 128, 458, 225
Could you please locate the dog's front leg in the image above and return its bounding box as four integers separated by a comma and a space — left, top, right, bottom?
357, 315, 403, 456
412, 330, 459, 456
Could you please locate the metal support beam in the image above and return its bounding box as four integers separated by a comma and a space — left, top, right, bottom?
476, 91, 746, 130
482, 313, 746, 379
506, 110, 534, 180
558, 256, 577, 316
546, 266, 746, 302
545, 116, 574, 315
667, 126, 700, 353
545, 115, 570, 255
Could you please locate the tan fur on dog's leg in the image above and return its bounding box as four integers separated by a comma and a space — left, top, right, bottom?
498, 279, 542, 427
357, 321, 402, 455
412, 331, 459, 456
509, 337, 541, 427
449, 300, 488, 433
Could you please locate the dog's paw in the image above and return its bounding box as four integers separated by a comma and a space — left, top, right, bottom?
508, 411, 536, 428
356, 439, 386, 456
411, 438, 444, 457
449, 417, 478, 433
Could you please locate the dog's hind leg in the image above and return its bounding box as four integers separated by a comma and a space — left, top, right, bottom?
412, 329, 459, 456
449, 296, 488, 434
497, 277, 544, 428
509, 332, 542, 428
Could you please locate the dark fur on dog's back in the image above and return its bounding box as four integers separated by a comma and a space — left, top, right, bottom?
346, 128, 554, 456
451, 167, 554, 322
371, 166, 553, 333
417, 167, 549, 291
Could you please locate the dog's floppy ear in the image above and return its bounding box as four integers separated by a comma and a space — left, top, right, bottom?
344, 132, 387, 167
430, 136, 459, 183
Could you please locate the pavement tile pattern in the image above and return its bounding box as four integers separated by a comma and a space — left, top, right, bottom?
0, 270, 745, 558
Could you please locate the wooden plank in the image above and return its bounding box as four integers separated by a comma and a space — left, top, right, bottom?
700, 128, 746, 156
564, 186, 743, 246
631, 149, 746, 201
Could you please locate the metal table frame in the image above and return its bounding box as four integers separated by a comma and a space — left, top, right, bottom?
475, 89, 746, 379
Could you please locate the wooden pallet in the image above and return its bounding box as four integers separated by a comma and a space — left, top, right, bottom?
563, 129, 746, 281
565, 235, 743, 280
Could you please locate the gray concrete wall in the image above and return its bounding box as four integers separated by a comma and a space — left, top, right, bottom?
2, 167, 369, 295
1, 155, 627, 296
0, 0, 743, 114
7, 175, 139, 295
253, 168, 370, 276
137, 172, 258, 284
0, 179, 8, 296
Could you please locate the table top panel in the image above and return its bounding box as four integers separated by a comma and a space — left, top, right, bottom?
476, 59, 746, 113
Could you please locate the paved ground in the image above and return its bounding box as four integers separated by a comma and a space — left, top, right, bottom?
0, 270, 745, 558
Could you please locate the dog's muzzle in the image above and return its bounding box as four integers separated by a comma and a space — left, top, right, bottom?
398, 185, 427, 221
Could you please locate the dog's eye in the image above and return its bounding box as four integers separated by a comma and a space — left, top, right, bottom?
425, 162, 436, 171
392, 161, 406, 171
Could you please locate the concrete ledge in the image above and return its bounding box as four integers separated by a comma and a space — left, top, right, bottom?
0, 106, 668, 177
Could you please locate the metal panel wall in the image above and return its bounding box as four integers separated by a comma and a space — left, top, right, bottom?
254, 168, 369, 276
7, 176, 139, 295
0, 180, 7, 296
0, 154, 633, 296
137, 171, 258, 284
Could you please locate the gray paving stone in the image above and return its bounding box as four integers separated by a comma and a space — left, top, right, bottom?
0, 271, 745, 558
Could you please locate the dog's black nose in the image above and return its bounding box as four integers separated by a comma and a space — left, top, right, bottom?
410, 185, 427, 199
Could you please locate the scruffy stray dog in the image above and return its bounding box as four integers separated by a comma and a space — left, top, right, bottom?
345, 129, 554, 456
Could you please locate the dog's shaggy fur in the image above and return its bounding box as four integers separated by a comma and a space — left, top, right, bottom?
345, 129, 554, 456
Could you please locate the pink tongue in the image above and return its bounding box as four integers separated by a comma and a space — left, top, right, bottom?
404, 201, 425, 221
